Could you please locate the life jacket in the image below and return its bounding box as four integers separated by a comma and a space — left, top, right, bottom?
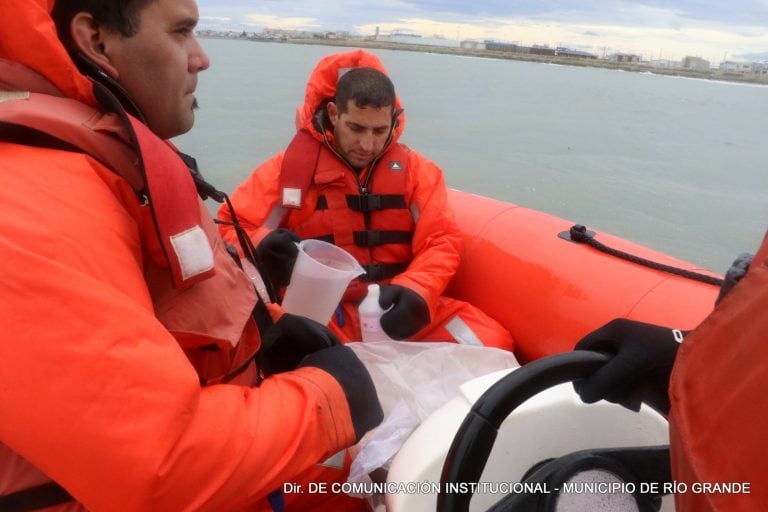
279, 129, 415, 293
668, 231, 768, 512
0, 66, 268, 512
0, 78, 262, 379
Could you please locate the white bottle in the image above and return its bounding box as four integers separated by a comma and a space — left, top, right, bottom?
358, 284, 392, 342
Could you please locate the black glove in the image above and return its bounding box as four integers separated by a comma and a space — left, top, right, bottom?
573, 318, 684, 415
378, 284, 430, 340
260, 313, 340, 375
256, 229, 300, 288
299, 345, 384, 441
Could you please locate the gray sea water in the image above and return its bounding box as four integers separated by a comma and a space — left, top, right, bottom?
176, 39, 768, 273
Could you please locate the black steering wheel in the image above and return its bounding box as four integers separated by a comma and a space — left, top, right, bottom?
436, 351, 671, 512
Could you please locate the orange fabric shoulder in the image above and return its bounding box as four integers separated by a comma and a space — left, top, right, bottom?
669, 233, 768, 512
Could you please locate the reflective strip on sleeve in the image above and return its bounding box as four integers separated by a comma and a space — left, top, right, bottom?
445, 315, 483, 346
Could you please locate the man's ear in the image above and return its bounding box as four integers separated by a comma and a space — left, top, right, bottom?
326, 101, 339, 127
69, 12, 120, 78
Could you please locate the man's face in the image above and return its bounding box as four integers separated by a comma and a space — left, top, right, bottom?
103, 0, 209, 139
328, 100, 393, 170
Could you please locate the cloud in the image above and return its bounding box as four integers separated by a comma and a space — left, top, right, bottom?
740, 50, 768, 61
244, 13, 321, 30
195, 1, 768, 62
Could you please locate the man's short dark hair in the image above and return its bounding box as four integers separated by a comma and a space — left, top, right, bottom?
335, 67, 395, 113
52, 0, 153, 54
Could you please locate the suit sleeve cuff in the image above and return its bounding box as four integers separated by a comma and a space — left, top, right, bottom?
299, 345, 383, 441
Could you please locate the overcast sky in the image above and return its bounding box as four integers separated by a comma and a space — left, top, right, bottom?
196, 1, 768, 63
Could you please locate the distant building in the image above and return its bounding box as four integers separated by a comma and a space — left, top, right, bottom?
196, 29, 250, 39
555, 48, 598, 60
648, 59, 680, 69
263, 28, 300, 38
530, 45, 556, 56
376, 32, 459, 48
682, 56, 710, 71
480, 42, 596, 60
719, 61, 752, 72
460, 40, 486, 51
609, 53, 641, 63
324, 31, 350, 39
484, 41, 521, 53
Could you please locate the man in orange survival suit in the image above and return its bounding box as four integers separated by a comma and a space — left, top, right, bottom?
219, 50, 515, 349
573, 244, 765, 511
0, 1, 382, 511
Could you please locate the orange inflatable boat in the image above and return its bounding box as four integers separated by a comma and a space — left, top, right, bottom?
378, 190, 720, 512
444, 188, 719, 363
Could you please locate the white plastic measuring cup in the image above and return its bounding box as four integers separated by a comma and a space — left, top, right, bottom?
281, 239, 364, 324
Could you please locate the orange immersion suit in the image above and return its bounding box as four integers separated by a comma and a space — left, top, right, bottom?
668, 231, 768, 511
0, 2, 378, 511
219, 49, 515, 350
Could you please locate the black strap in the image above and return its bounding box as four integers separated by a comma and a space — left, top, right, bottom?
216, 194, 279, 304
346, 194, 407, 212
178, 151, 226, 203
361, 262, 409, 282
314, 194, 408, 212
0, 122, 81, 153
315, 195, 329, 210
0, 482, 73, 512
207, 194, 281, 386
353, 230, 412, 247
196, 296, 274, 387
308, 231, 412, 248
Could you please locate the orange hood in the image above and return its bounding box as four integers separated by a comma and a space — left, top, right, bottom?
295, 49, 406, 145
0, 0, 96, 105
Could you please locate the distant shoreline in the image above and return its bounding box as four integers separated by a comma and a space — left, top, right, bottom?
202, 35, 768, 86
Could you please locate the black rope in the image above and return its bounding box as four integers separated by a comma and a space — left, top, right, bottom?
205, 192, 285, 385
565, 224, 724, 287
214, 194, 279, 304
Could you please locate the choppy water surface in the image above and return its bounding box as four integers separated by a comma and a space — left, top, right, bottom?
176, 39, 768, 272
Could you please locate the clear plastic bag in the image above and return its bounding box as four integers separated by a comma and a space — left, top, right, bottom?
345, 341, 519, 503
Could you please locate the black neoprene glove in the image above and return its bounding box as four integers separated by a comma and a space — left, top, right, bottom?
573, 318, 684, 415
299, 345, 384, 441
378, 284, 430, 340
260, 313, 340, 375
256, 228, 300, 288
